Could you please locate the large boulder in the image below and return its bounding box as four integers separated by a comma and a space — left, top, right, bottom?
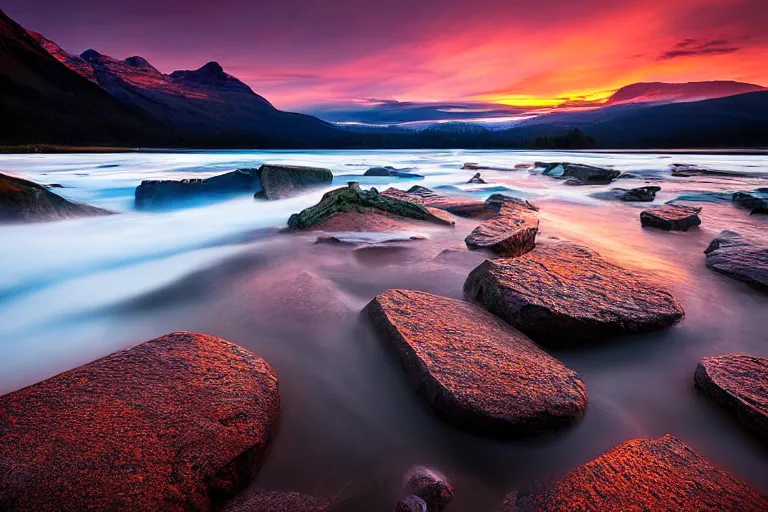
383, 186, 495, 218
464, 203, 539, 257
694, 354, 768, 445
257, 164, 333, 199
640, 204, 701, 231
538, 162, 621, 185
287, 182, 454, 230
506, 435, 767, 511
732, 189, 768, 214
0, 332, 280, 512
135, 168, 263, 209
224, 489, 326, 512
464, 242, 685, 346
0, 171, 112, 223
365, 289, 588, 436
704, 231, 768, 291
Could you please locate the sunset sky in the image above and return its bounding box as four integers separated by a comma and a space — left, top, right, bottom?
5, 0, 768, 109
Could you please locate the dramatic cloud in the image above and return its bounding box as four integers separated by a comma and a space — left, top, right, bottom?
3, 0, 767, 109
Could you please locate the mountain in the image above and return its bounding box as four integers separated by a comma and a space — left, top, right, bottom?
26, 29, 349, 148
605, 81, 766, 106
0, 9, 167, 146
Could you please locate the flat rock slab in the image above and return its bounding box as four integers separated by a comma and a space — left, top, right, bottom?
383, 186, 495, 218
224, 489, 326, 512
464, 242, 684, 346
704, 231, 768, 291
365, 289, 587, 436
258, 164, 333, 200
1, 171, 112, 223
465, 204, 539, 257
509, 435, 767, 511
640, 204, 702, 231
695, 355, 768, 444
0, 332, 280, 512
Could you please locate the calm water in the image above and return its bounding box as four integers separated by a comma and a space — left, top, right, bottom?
1, 150, 767, 510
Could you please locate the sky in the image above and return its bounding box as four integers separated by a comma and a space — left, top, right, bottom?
5, 0, 768, 110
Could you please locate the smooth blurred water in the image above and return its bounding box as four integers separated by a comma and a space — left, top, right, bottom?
1, 150, 767, 511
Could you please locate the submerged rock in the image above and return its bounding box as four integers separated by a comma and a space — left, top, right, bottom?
404, 466, 454, 512
464, 242, 684, 346
538, 162, 620, 185
508, 435, 767, 511
620, 186, 661, 202
732, 189, 768, 212
640, 204, 702, 231
694, 354, 768, 445
465, 203, 539, 257
0, 332, 281, 511
704, 231, 768, 291
395, 495, 428, 512
257, 164, 333, 199
364, 166, 422, 179
365, 289, 588, 436
468, 172, 486, 184
224, 489, 326, 512
287, 182, 454, 230
0, 171, 112, 223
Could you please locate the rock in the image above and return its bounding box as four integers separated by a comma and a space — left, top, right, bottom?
432, 248, 488, 267
315, 232, 427, 245
0, 172, 112, 223
732, 189, 768, 211
670, 163, 761, 178
404, 466, 454, 512
485, 193, 539, 212
615, 172, 643, 180
468, 172, 486, 184
539, 162, 621, 185
257, 164, 333, 199
395, 495, 428, 512
288, 183, 454, 230
135, 168, 262, 209
465, 204, 539, 257
462, 163, 517, 171
620, 186, 661, 202
365, 289, 588, 435
752, 206, 768, 215
44, 183, 64, 188
0, 332, 281, 511
464, 242, 684, 346
364, 166, 422, 179
382, 186, 495, 218
640, 204, 701, 231
694, 355, 768, 445
704, 231, 768, 291
224, 489, 326, 512
509, 435, 767, 512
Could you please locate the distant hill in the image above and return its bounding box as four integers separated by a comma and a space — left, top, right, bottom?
605, 81, 766, 106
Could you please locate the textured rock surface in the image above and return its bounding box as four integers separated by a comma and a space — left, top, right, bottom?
0, 332, 281, 512
223, 489, 326, 512
539, 162, 621, 185
395, 495, 428, 512
485, 193, 539, 212
383, 186, 494, 218
620, 186, 661, 202
404, 466, 454, 512
364, 166, 422, 178
256, 164, 333, 200
135, 168, 263, 209
0, 171, 111, 223
288, 183, 454, 230
694, 355, 768, 445
510, 435, 767, 512
464, 242, 685, 346
732, 189, 768, 212
365, 289, 587, 436
465, 204, 539, 257
640, 204, 702, 231
704, 231, 768, 291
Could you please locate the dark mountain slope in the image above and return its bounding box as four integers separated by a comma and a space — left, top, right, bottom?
0, 9, 167, 146
606, 81, 765, 106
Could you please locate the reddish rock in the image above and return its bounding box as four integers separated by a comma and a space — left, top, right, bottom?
404, 466, 454, 512
365, 290, 587, 436
509, 435, 767, 511
1, 171, 111, 223
0, 332, 281, 512
704, 231, 768, 292
383, 186, 495, 218
224, 489, 326, 512
464, 242, 685, 346
694, 354, 768, 445
640, 204, 701, 231
465, 204, 539, 257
